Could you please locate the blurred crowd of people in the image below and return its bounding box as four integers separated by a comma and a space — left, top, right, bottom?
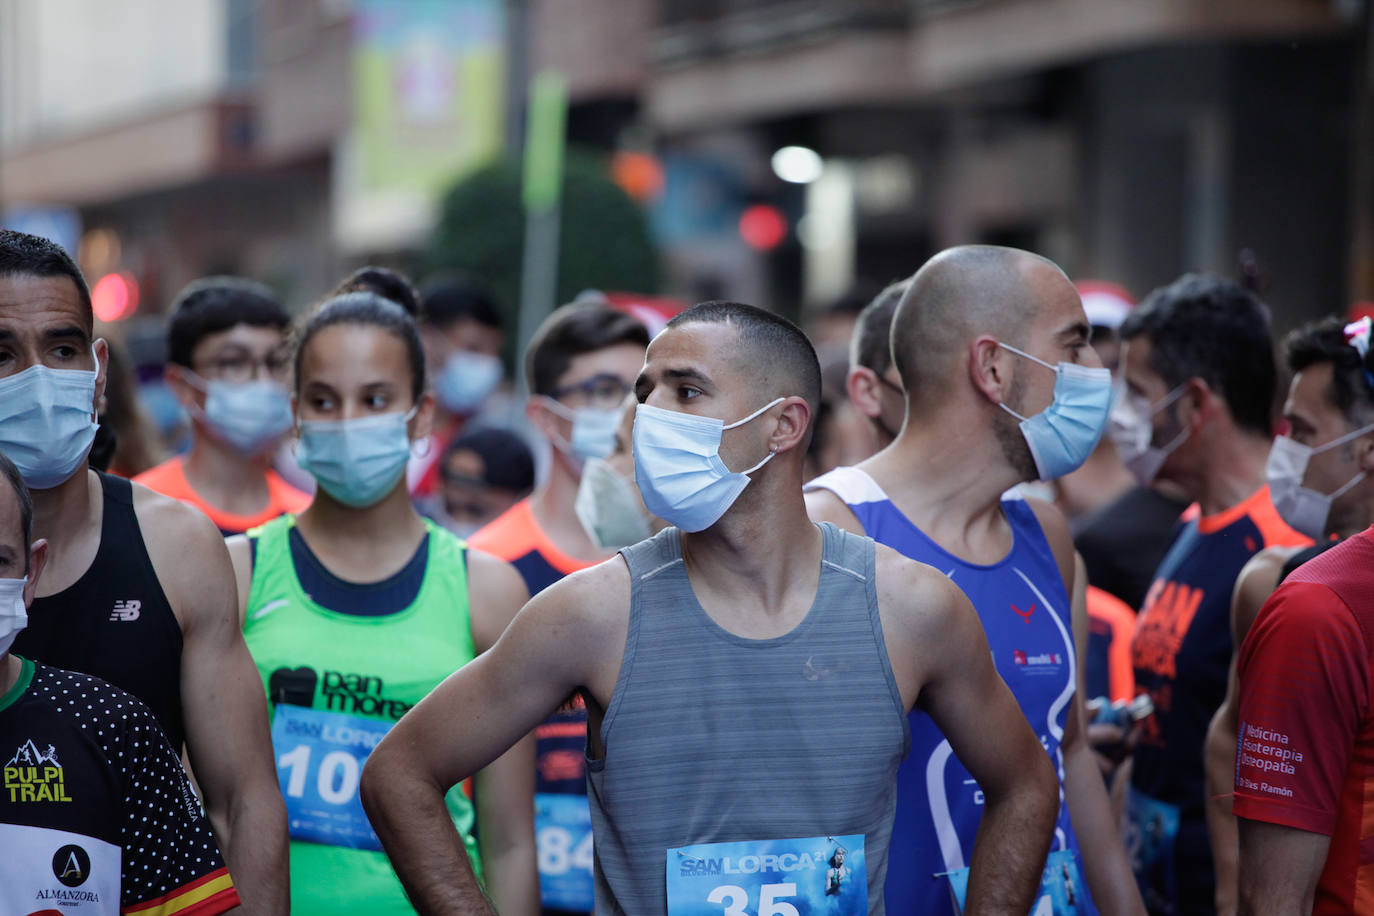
1, 224, 1370, 916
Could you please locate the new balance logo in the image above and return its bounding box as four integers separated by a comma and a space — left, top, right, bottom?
109, 600, 141, 622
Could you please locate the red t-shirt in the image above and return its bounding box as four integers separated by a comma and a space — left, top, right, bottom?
1234, 526, 1374, 913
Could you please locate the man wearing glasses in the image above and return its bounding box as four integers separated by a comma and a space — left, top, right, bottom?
469, 301, 649, 916
136, 277, 309, 534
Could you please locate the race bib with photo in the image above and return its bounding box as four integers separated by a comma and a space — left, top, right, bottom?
666, 834, 867, 916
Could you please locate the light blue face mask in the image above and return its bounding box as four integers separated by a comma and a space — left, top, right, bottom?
0, 347, 100, 489
633, 397, 784, 533
296, 407, 417, 508
435, 351, 502, 415
185, 374, 294, 456
541, 397, 620, 462
998, 343, 1113, 481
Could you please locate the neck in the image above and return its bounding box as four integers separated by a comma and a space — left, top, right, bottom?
867, 408, 1019, 529
0, 652, 18, 696
1186, 429, 1272, 517
182, 430, 273, 510
679, 477, 821, 613
31, 468, 98, 548
296, 482, 425, 548
529, 451, 611, 562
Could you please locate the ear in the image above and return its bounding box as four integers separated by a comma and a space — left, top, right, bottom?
846, 367, 884, 420
409, 392, 437, 443
967, 335, 1012, 406
92, 338, 110, 417
768, 396, 813, 456
23, 538, 48, 606
164, 364, 204, 412
524, 395, 566, 443
1357, 430, 1374, 474
1175, 377, 1212, 432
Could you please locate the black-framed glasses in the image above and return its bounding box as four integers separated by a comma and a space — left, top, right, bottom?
550, 373, 633, 410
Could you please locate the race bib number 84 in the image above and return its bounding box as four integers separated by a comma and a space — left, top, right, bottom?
666, 835, 867, 916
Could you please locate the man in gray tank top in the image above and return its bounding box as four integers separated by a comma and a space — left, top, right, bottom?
362, 301, 1061, 915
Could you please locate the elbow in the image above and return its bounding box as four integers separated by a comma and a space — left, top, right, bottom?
1031, 749, 1060, 821
360, 741, 400, 825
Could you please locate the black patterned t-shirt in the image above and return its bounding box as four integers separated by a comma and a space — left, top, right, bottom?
0, 656, 239, 916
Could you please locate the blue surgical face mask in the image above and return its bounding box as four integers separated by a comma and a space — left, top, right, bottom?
0, 347, 100, 489
184, 373, 293, 456
435, 351, 502, 415
998, 343, 1112, 481
296, 407, 417, 508
633, 397, 784, 533
541, 397, 620, 463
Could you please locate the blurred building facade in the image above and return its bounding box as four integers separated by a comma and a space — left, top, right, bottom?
1, 0, 1370, 336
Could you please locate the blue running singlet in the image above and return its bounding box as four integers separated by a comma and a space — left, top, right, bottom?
807, 467, 1096, 915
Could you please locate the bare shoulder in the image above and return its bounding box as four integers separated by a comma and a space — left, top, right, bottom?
1023, 496, 1075, 585
1232, 546, 1300, 639
803, 486, 863, 534
465, 548, 531, 653
872, 541, 971, 644
128, 479, 235, 625
522, 554, 633, 638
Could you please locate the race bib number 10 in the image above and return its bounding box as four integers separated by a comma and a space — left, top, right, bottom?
666, 835, 867, 916
271, 704, 391, 850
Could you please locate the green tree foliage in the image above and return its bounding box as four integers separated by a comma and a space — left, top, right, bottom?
424, 149, 660, 325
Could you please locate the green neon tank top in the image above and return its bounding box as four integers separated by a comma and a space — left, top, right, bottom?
243, 515, 480, 916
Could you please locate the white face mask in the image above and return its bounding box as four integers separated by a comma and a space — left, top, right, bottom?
1108, 382, 1188, 485
539, 397, 620, 464
575, 456, 654, 549
633, 397, 784, 533
0, 577, 28, 658
1266, 424, 1374, 539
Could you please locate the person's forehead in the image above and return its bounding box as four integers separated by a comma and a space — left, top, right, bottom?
193, 322, 286, 355
301, 323, 409, 378
560, 340, 645, 385
443, 447, 486, 478
645, 323, 740, 373
0, 274, 91, 339
1287, 363, 1337, 415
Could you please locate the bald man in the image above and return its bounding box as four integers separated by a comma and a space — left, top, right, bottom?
361, 301, 1059, 915
807, 246, 1144, 916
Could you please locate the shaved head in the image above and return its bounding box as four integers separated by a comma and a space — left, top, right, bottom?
891, 245, 1072, 402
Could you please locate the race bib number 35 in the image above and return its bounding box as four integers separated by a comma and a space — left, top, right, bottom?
271, 704, 391, 850
666, 835, 867, 916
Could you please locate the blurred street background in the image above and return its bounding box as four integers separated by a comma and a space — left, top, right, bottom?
1, 0, 1371, 360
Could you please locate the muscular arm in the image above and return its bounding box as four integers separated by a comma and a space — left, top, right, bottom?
361, 561, 627, 915
1062, 553, 1145, 915
1236, 820, 1328, 915
466, 551, 538, 916
883, 553, 1060, 915
138, 491, 288, 915
1205, 550, 1285, 916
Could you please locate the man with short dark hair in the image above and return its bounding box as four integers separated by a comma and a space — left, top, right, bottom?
135, 276, 309, 534
0, 229, 288, 913
362, 300, 1060, 915
468, 301, 649, 915
807, 246, 1143, 915
0, 450, 242, 916
1194, 315, 1374, 913
1112, 274, 1309, 915
843, 279, 908, 452
411, 278, 509, 497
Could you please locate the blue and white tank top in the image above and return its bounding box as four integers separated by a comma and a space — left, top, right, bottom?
806, 467, 1096, 915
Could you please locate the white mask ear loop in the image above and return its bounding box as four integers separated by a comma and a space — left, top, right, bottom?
724, 397, 786, 474
722, 397, 786, 430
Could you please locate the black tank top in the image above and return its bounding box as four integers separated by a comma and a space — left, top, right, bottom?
12, 473, 185, 750
1278, 540, 1341, 585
